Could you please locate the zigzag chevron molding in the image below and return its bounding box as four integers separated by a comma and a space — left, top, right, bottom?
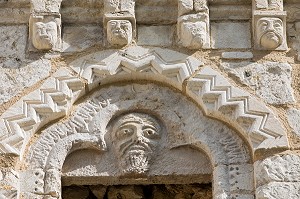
0, 47, 288, 155
0, 68, 85, 154
70, 46, 203, 90
187, 67, 288, 150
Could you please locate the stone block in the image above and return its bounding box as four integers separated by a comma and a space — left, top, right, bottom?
287, 108, 300, 137
210, 5, 251, 20
213, 165, 230, 196
231, 194, 254, 199
20, 169, 45, 193
19, 192, 44, 199
103, 0, 135, 15
255, 154, 300, 186
0, 59, 51, 105
256, 182, 300, 199
211, 22, 251, 49
228, 164, 254, 192
221, 52, 253, 59
0, 169, 18, 189
137, 25, 174, 46
62, 25, 103, 52
0, 190, 17, 199
135, 5, 177, 25
0, 25, 27, 62
0, 8, 30, 24
221, 61, 295, 105
254, 0, 283, 11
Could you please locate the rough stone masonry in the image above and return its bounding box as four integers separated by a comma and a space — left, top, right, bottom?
1, 0, 300, 198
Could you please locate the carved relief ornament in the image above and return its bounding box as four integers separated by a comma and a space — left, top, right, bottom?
253, 11, 287, 50
110, 112, 162, 175
103, 0, 136, 46
29, 13, 62, 51
177, 0, 210, 49
21, 83, 253, 198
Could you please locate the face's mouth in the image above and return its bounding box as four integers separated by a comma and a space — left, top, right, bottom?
112, 30, 127, 38
120, 141, 152, 157
128, 145, 147, 151
260, 31, 282, 49
39, 34, 51, 39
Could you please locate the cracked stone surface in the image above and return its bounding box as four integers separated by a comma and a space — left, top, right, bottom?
221, 61, 295, 105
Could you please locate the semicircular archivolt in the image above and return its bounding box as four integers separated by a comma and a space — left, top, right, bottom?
0, 46, 288, 157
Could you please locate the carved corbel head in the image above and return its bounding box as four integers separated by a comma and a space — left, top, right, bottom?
104, 12, 136, 46
257, 17, 283, 49
177, 13, 210, 49
253, 11, 287, 50
29, 14, 61, 51
107, 19, 133, 46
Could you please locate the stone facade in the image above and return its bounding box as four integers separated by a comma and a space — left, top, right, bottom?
0, 0, 300, 199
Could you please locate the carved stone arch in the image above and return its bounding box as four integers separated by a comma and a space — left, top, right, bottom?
0, 46, 288, 156
0, 46, 288, 198
21, 82, 253, 198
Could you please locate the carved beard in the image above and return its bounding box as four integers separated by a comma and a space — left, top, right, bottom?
119, 149, 152, 175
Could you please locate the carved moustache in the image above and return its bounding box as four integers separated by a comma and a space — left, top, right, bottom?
119, 138, 153, 157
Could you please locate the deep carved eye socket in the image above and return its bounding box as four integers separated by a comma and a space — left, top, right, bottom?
273, 21, 282, 31
143, 128, 159, 139
116, 126, 134, 139
109, 21, 117, 27
258, 21, 268, 31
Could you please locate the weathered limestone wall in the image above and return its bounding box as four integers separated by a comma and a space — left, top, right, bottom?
1, 0, 300, 198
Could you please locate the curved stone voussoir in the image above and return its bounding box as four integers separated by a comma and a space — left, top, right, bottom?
69, 46, 203, 91
23, 83, 253, 198
0, 68, 85, 155
186, 66, 288, 152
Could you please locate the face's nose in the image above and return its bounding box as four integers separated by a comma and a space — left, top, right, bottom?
40, 27, 47, 35
266, 21, 274, 31
115, 22, 121, 29
132, 127, 144, 143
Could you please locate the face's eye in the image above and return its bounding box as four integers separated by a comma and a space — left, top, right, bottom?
258, 21, 268, 31
121, 26, 129, 31
116, 125, 135, 139
110, 21, 117, 26
143, 128, 159, 139
273, 22, 282, 30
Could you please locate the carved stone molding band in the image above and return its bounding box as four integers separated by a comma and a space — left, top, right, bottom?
0, 47, 288, 156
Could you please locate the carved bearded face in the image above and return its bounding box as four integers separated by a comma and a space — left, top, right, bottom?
32, 21, 58, 50
257, 17, 283, 49
111, 113, 161, 175
107, 20, 132, 46
181, 20, 207, 48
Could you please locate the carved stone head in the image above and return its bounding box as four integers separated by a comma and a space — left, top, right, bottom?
178, 13, 210, 49
29, 15, 61, 51
107, 20, 132, 46
111, 113, 161, 175
256, 17, 284, 49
